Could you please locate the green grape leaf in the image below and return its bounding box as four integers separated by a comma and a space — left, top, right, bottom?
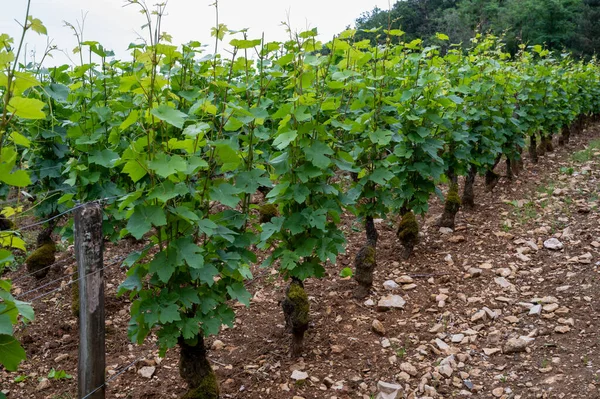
148, 154, 187, 178
7, 97, 45, 119
210, 183, 242, 208
0, 314, 13, 335
304, 141, 333, 169
0, 334, 26, 371
215, 143, 241, 172
177, 316, 200, 339
175, 238, 204, 268
126, 205, 167, 239
272, 130, 298, 150
122, 160, 147, 183
0, 169, 31, 187
89, 149, 119, 168
120, 110, 139, 130
150, 105, 188, 129
226, 282, 251, 306
158, 303, 181, 324
235, 169, 271, 194
369, 129, 393, 145
149, 250, 177, 283
27, 16, 47, 35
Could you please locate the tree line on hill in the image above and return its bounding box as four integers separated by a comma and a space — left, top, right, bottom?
353, 0, 600, 58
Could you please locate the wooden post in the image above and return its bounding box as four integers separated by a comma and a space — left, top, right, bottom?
75, 203, 105, 399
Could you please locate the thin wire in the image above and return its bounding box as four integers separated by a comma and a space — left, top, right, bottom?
23, 255, 127, 303
10, 203, 87, 231
80, 353, 148, 399
11, 256, 75, 283
15, 269, 79, 299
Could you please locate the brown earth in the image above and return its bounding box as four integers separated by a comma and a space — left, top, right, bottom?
1, 125, 600, 399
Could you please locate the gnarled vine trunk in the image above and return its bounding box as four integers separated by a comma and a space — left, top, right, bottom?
462, 165, 477, 209
438, 171, 461, 229
529, 134, 538, 163
179, 336, 220, 399
282, 278, 309, 357
397, 210, 419, 260
354, 216, 378, 298
544, 135, 554, 152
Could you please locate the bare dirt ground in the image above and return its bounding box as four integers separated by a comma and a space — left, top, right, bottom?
2, 124, 600, 399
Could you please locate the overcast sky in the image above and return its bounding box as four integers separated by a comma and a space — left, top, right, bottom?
1, 0, 386, 66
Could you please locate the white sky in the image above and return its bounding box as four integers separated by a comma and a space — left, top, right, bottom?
1, 0, 386, 66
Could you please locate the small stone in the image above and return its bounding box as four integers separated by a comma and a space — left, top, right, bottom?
467, 268, 482, 277
448, 235, 466, 243
364, 299, 375, 306
400, 362, 418, 376
397, 371, 411, 382
435, 338, 451, 352
211, 340, 225, 350
503, 338, 530, 354
381, 338, 391, 348
383, 280, 399, 290
429, 323, 444, 333
492, 387, 504, 397
558, 318, 574, 326
291, 370, 309, 380
54, 353, 69, 362
377, 295, 406, 311
402, 283, 417, 290
137, 366, 156, 379
494, 277, 513, 289
331, 345, 344, 353
323, 377, 335, 388
554, 325, 571, 334
471, 310, 486, 322
483, 348, 501, 356
451, 334, 465, 343
529, 304, 542, 316
543, 303, 559, 312
36, 379, 51, 391
495, 268, 511, 277
438, 364, 453, 378
544, 238, 564, 250
439, 227, 453, 235
395, 275, 414, 284
505, 316, 520, 324
372, 320, 386, 335
377, 381, 403, 399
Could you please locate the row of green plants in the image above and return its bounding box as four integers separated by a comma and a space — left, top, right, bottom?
1, 2, 600, 397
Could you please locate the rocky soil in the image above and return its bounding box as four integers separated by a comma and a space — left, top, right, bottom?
1, 124, 600, 399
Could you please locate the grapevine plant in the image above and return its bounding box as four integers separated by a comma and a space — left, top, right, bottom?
1, 2, 600, 398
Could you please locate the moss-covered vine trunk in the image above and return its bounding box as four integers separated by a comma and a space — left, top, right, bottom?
484, 154, 502, 192
179, 336, 219, 399
462, 165, 477, 209
544, 135, 554, 152
282, 278, 309, 357
438, 171, 461, 229
25, 221, 56, 280
397, 209, 419, 260
529, 133, 539, 163
354, 216, 378, 298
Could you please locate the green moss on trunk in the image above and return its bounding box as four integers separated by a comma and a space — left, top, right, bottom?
438, 183, 461, 229
25, 242, 56, 279
282, 278, 309, 357
397, 211, 419, 259
258, 203, 278, 223
179, 336, 220, 399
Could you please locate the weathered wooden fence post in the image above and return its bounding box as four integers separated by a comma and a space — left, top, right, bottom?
75, 203, 105, 399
